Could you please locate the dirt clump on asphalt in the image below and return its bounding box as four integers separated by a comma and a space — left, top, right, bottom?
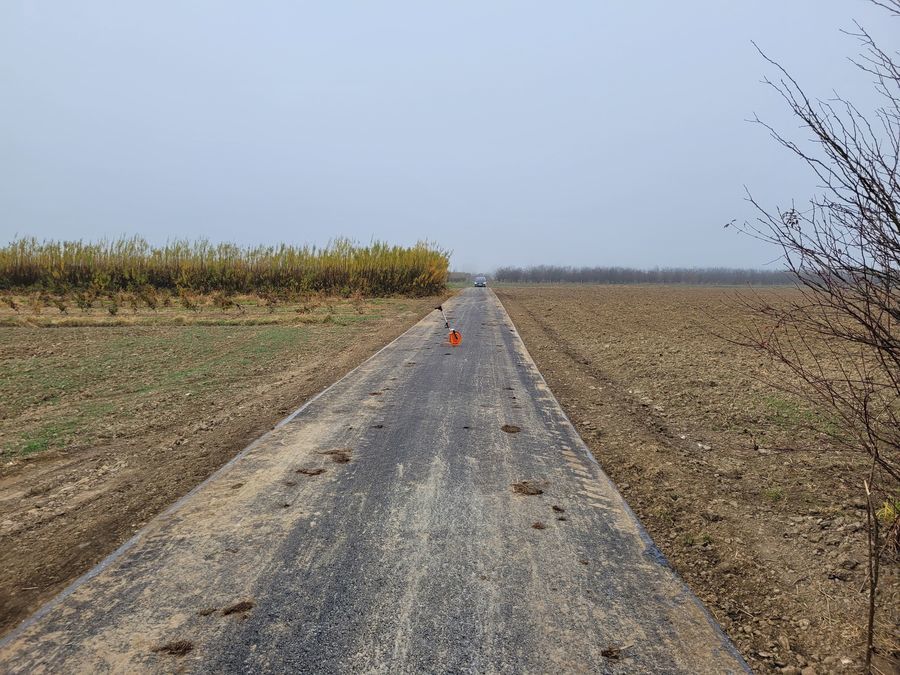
531, 521, 547, 530
153, 639, 194, 656
496, 285, 898, 674
501, 424, 521, 434
601, 646, 622, 660
0, 294, 445, 637
221, 600, 254, 616
511, 481, 544, 496
296, 467, 326, 476
319, 448, 352, 464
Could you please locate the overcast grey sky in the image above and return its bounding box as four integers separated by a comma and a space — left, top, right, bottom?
0, 1, 892, 272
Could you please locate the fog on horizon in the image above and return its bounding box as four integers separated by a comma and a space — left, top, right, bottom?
1, 1, 891, 273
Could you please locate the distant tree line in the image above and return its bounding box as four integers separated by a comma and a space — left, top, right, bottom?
493, 265, 793, 285
449, 271, 493, 283
448, 271, 472, 282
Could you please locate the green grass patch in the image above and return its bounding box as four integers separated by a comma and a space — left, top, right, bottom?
763, 486, 784, 502
13, 418, 79, 457
0, 293, 445, 459
758, 393, 844, 438
762, 394, 816, 425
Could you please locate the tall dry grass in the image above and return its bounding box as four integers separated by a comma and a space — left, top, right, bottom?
0, 237, 449, 297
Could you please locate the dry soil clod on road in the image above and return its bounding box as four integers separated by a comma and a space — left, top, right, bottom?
511, 480, 544, 496
152, 639, 194, 657
318, 448, 352, 463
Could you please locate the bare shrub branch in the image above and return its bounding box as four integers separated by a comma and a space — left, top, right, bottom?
735, 3, 899, 669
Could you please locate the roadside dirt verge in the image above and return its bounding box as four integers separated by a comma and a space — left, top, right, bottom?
0, 294, 446, 636
496, 285, 898, 675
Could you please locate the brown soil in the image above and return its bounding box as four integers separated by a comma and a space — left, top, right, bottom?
511, 481, 544, 496
601, 646, 622, 660
496, 285, 898, 674
0, 294, 445, 637
319, 448, 353, 464
221, 600, 254, 616
152, 639, 194, 656
501, 424, 521, 434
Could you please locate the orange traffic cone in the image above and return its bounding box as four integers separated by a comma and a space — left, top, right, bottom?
437, 305, 463, 347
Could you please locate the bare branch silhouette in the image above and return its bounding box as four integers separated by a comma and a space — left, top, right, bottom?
736, 3, 899, 670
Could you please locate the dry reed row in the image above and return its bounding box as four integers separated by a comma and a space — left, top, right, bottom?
0, 237, 449, 297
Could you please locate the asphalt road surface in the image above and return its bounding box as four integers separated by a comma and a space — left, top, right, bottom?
0, 288, 747, 674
